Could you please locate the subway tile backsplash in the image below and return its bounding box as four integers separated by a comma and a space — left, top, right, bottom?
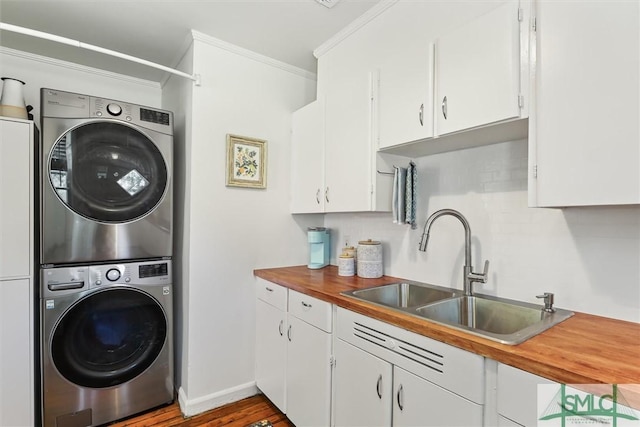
325, 140, 640, 323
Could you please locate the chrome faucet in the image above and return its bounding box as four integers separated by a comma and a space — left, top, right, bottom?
419, 209, 489, 296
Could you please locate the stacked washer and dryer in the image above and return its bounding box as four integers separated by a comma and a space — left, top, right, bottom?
39, 89, 174, 427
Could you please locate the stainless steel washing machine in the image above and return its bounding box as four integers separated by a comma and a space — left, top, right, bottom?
41, 259, 173, 427
40, 88, 173, 265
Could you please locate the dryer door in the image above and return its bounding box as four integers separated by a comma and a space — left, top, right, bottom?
50, 288, 167, 388
48, 121, 168, 223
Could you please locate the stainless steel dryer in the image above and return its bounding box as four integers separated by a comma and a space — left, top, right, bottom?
40, 88, 173, 265
41, 259, 173, 427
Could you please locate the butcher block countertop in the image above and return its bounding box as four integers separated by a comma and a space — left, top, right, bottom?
254, 265, 640, 406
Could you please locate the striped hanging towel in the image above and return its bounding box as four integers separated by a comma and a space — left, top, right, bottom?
405, 161, 417, 229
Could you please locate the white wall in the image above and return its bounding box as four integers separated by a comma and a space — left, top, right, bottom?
0, 47, 161, 123
170, 32, 321, 415
325, 139, 640, 323
161, 40, 194, 394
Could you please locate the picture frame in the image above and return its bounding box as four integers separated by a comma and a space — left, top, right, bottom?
226, 134, 267, 189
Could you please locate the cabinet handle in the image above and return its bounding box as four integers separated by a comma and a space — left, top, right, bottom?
278, 320, 284, 336
442, 96, 448, 120
397, 384, 404, 411
287, 325, 292, 342
316, 188, 320, 204
325, 187, 330, 203
419, 103, 424, 126
265, 286, 274, 292
376, 374, 383, 399
301, 301, 312, 308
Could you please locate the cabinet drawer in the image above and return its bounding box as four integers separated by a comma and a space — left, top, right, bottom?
288, 290, 332, 333
256, 278, 287, 311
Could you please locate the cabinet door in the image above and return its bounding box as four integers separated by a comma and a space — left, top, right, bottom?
530, 0, 640, 206
255, 299, 287, 413
393, 366, 483, 427
435, 1, 521, 136
286, 315, 332, 427
333, 339, 392, 427
378, 43, 435, 149
0, 279, 34, 427
0, 119, 31, 279
323, 61, 374, 212
498, 363, 555, 427
291, 100, 325, 213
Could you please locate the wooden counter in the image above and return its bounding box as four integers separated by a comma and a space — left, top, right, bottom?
254, 265, 640, 407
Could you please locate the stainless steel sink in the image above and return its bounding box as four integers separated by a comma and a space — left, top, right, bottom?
342, 283, 573, 345
416, 295, 573, 344
344, 282, 458, 310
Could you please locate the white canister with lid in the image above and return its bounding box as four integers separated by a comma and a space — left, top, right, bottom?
338, 253, 355, 276
357, 239, 383, 278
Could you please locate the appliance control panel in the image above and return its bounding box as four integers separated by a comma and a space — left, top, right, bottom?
41, 260, 172, 297
40, 88, 173, 136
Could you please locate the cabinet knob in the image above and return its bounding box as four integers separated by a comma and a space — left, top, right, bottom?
287, 325, 292, 342
376, 374, 383, 399
278, 320, 284, 336
316, 188, 320, 204
325, 187, 330, 203
419, 103, 424, 126
442, 96, 448, 120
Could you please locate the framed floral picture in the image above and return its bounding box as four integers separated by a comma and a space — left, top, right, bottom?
226, 134, 267, 189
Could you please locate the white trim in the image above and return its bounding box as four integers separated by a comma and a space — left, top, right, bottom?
191, 30, 317, 81
313, 0, 398, 58
0, 46, 161, 89
177, 381, 259, 417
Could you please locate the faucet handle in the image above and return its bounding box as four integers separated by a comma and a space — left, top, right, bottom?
468, 260, 490, 283
536, 292, 555, 313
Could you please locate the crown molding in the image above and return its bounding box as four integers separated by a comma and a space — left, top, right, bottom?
0, 46, 161, 89
313, 0, 398, 58
191, 30, 317, 81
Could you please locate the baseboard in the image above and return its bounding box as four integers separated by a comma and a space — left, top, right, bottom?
177, 381, 259, 417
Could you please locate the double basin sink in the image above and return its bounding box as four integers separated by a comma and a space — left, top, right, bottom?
341, 282, 573, 345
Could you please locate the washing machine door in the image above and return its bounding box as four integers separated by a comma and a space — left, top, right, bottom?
50, 288, 167, 388
48, 121, 168, 223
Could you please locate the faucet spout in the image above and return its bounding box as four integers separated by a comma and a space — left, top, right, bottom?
418, 209, 488, 296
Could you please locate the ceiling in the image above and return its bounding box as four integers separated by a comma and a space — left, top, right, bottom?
0, 0, 380, 82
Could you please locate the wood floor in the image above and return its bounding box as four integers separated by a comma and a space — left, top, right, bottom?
109, 394, 294, 427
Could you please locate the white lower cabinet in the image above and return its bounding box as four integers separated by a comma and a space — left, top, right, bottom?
286, 314, 332, 427
255, 278, 332, 426
334, 307, 484, 427
393, 366, 483, 427
255, 298, 287, 412
334, 339, 392, 427
497, 363, 555, 427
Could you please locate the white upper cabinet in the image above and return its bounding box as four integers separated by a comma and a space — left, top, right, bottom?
290, 99, 325, 213
378, 42, 435, 150
435, 0, 523, 136
528, 0, 640, 207
322, 55, 376, 213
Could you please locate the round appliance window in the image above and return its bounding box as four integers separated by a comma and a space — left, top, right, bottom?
51, 288, 167, 388
48, 121, 168, 223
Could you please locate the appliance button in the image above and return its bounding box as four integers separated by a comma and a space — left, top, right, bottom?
106, 268, 121, 281
125, 277, 131, 283
96, 111, 103, 117
106, 103, 122, 116
125, 116, 132, 121
96, 280, 102, 286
